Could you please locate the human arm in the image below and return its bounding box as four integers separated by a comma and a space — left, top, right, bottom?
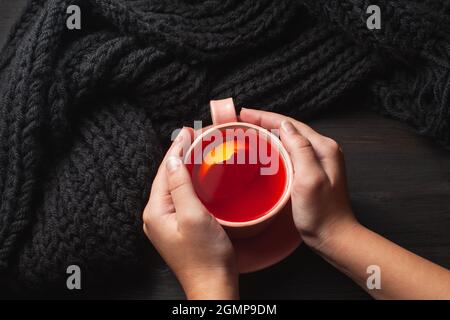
240, 108, 450, 300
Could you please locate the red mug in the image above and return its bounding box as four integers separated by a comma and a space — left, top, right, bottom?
184, 98, 293, 238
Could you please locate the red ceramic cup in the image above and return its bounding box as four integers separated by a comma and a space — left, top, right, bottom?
184, 98, 293, 238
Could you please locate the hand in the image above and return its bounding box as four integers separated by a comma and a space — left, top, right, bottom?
142, 127, 239, 300
240, 109, 358, 250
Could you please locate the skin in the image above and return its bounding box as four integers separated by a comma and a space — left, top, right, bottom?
143, 108, 450, 300
142, 127, 239, 300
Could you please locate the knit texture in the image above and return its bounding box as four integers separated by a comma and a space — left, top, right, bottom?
0, 0, 449, 293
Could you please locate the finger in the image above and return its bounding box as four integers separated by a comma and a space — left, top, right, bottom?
280, 121, 328, 190
240, 108, 343, 180
150, 127, 194, 197
165, 155, 211, 228
240, 107, 327, 139
144, 127, 194, 231
240, 107, 290, 131
169, 126, 195, 158
240, 108, 326, 153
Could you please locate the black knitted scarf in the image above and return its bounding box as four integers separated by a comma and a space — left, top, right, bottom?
0, 0, 449, 293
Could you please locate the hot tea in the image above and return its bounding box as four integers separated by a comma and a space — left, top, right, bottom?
186, 127, 287, 223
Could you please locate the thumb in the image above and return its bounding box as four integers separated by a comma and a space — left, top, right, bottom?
165, 155, 211, 227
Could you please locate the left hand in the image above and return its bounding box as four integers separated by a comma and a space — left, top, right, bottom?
142, 127, 239, 300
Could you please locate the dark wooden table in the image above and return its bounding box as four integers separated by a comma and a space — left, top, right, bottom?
1, 0, 449, 299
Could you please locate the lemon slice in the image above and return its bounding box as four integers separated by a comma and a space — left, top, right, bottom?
200, 140, 244, 179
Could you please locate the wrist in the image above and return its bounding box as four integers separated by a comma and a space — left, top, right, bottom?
181, 267, 239, 300
305, 214, 361, 253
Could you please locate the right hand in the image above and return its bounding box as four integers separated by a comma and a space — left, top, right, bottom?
240, 108, 358, 249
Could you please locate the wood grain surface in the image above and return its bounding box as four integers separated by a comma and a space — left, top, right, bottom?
1, 0, 449, 299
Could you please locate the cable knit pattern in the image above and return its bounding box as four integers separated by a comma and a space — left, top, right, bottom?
0, 0, 449, 293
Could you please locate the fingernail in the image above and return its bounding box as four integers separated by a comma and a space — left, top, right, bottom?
281, 121, 296, 134
166, 156, 181, 173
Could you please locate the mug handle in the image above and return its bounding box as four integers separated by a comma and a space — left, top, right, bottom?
210, 98, 238, 125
